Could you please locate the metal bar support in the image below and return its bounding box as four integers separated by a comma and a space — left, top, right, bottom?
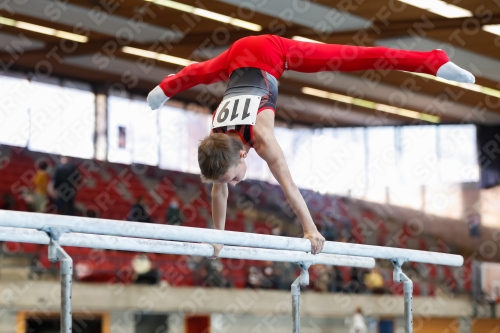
392, 258, 412, 333
41, 226, 73, 333
291, 262, 311, 333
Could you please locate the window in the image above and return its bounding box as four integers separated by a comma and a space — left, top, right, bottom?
366, 127, 397, 188
399, 126, 439, 185
108, 95, 160, 165
0, 74, 30, 147
438, 125, 478, 183
108, 95, 133, 164
158, 105, 190, 172
129, 99, 159, 166
29, 79, 95, 158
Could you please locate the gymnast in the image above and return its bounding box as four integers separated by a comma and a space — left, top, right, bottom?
147, 34, 474, 256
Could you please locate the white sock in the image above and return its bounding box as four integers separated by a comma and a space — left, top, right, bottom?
436, 62, 475, 84
147, 85, 169, 110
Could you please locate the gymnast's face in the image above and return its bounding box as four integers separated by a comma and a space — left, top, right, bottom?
217, 151, 247, 187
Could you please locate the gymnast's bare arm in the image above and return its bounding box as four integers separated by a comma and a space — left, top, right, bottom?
253, 110, 326, 254
208, 183, 227, 258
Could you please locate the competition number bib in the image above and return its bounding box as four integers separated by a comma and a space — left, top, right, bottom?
212, 95, 260, 129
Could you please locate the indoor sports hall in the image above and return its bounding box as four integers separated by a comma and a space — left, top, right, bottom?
0, 1, 500, 332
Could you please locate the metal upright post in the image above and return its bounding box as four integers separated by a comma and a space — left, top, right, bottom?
291, 262, 311, 333
392, 258, 413, 333
291, 278, 300, 333
42, 226, 73, 333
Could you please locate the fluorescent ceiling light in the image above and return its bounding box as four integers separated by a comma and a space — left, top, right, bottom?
406, 72, 500, 98
398, 0, 472, 18
145, 0, 262, 31
0, 16, 88, 43
302, 87, 440, 123
292, 36, 324, 44
122, 46, 196, 67
483, 24, 500, 36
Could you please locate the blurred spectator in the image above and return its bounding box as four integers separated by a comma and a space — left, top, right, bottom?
271, 225, 286, 237
132, 254, 160, 285
313, 265, 332, 293
262, 261, 282, 289
364, 267, 385, 294
343, 267, 367, 294
194, 258, 231, 288
204, 259, 231, 288
246, 266, 264, 289
275, 261, 296, 290
85, 208, 99, 218
270, 263, 284, 289
319, 220, 337, 242
128, 196, 152, 223
339, 218, 352, 240
349, 307, 367, 333
165, 198, 182, 225
194, 263, 209, 286
49, 156, 81, 216
33, 161, 49, 213
74, 262, 93, 281
331, 266, 344, 292
1, 193, 16, 210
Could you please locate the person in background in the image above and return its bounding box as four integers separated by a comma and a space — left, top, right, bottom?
1, 193, 16, 210
274, 261, 296, 290
350, 307, 367, 333
165, 198, 182, 225
204, 259, 232, 288
364, 267, 385, 294
246, 266, 264, 289
128, 196, 152, 223
49, 156, 81, 216
331, 266, 345, 293
313, 265, 331, 293
262, 261, 282, 289
132, 254, 160, 285
319, 219, 337, 242
85, 208, 99, 218
271, 225, 287, 237
348, 267, 367, 294
33, 161, 49, 213
194, 263, 209, 286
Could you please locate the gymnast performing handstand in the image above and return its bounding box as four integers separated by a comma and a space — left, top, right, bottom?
147, 34, 474, 256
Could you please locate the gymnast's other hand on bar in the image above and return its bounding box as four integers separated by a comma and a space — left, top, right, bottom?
208, 243, 224, 259
304, 230, 325, 255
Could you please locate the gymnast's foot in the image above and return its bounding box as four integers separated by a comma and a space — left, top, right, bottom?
436, 61, 475, 84
148, 85, 170, 110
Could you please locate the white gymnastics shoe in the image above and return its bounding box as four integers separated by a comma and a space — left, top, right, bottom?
147, 85, 169, 110
436, 62, 475, 84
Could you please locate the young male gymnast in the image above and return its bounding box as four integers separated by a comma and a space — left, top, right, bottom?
147, 34, 474, 256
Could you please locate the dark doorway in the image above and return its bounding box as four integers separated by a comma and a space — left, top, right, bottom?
26, 317, 102, 333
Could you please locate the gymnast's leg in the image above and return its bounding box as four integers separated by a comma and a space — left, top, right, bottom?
148, 49, 231, 110
281, 38, 475, 83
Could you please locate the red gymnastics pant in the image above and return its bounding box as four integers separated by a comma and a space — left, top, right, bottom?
158, 34, 449, 98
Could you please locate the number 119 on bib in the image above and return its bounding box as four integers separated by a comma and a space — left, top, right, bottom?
212, 95, 260, 129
